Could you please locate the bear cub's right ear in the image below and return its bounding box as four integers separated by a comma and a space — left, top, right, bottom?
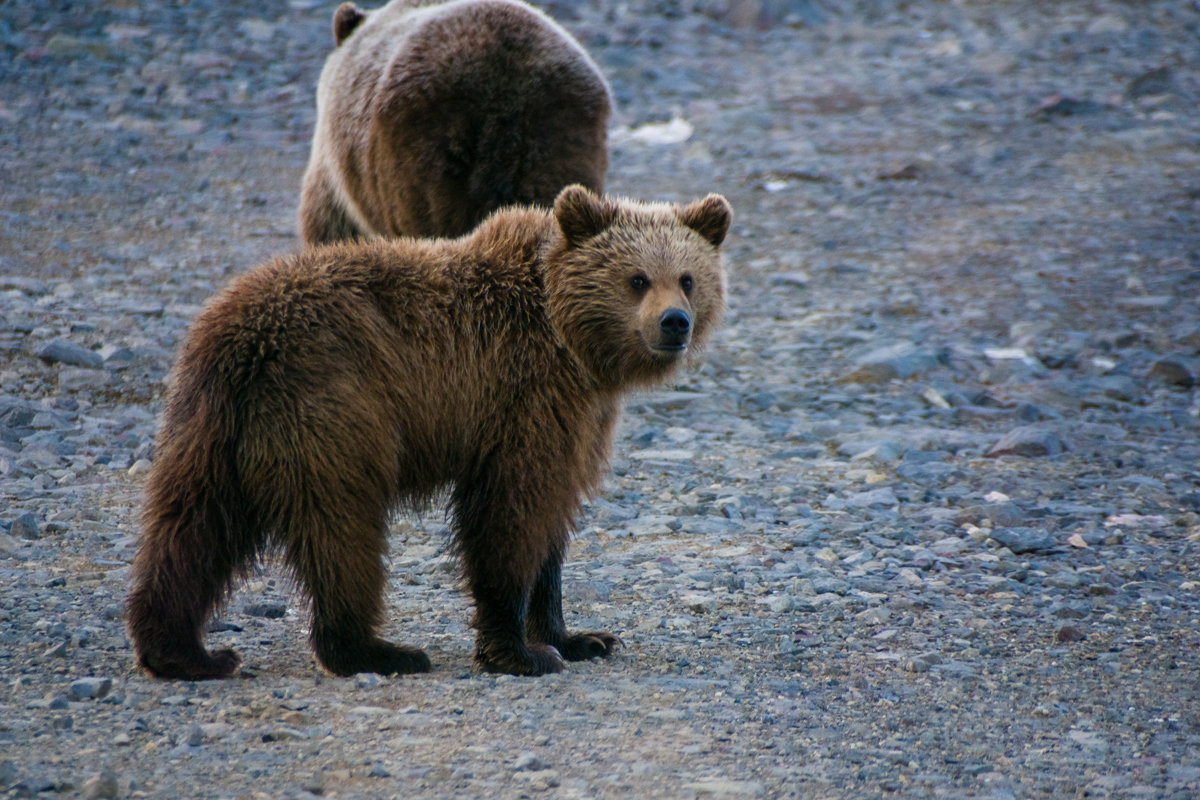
678, 194, 733, 247
554, 185, 617, 247
333, 2, 366, 46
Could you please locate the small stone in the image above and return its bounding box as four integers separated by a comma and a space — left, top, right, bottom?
261, 726, 308, 742
989, 528, 1058, 555
1147, 357, 1194, 388
127, 459, 153, 476
681, 778, 766, 797
0, 275, 48, 294
185, 724, 203, 747
1055, 625, 1087, 643
0, 533, 20, 556
97, 344, 136, 366
43, 640, 69, 659
765, 595, 794, 613
367, 762, 390, 778
353, 673, 381, 689
243, 601, 286, 619
68, 677, 113, 700
856, 607, 891, 625
681, 594, 719, 614
1127, 66, 1172, 99
986, 426, 1067, 458
982, 502, 1026, 527
10, 512, 39, 540
82, 769, 119, 800
1051, 603, 1089, 620
842, 487, 899, 508
37, 340, 105, 369
513, 752, 549, 772
838, 362, 898, 384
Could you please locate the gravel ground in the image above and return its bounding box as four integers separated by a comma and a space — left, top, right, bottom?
2, 1, 1199, 798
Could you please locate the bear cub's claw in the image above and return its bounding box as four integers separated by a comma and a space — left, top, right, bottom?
561, 631, 621, 661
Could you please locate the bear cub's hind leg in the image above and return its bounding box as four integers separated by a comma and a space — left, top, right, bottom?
526, 554, 621, 662
288, 508, 431, 677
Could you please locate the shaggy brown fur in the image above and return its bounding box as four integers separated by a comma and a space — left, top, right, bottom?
127, 186, 732, 680
298, 0, 612, 244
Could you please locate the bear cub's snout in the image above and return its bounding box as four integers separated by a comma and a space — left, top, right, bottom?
657, 308, 692, 349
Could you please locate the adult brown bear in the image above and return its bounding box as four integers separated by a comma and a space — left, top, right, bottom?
128, 185, 732, 679
298, 0, 612, 243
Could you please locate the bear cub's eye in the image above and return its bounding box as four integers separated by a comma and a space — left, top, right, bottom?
630, 274, 650, 291
680, 275, 694, 294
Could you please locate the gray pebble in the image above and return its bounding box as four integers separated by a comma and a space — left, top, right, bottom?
989, 528, 1058, 555
513, 752, 549, 772
10, 512, 39, 540
986, 426, 1067, 458
37, 340, 104, 369
68, 677, 113, 701
82, 769, 120, 800
242, 601, 286, 618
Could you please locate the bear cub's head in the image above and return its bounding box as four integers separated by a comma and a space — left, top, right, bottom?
548, 185, 732, 389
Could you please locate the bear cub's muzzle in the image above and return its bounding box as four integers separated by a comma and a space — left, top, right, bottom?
655, 307, 692, 351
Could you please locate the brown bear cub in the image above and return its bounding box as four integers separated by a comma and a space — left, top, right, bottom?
127, 185, 732, 680
298, 0, 612, 244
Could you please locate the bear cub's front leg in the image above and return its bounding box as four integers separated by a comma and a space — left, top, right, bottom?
463, 540, 619, 676
526, 555, 621, 662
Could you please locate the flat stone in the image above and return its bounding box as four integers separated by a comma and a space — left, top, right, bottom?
682, 778, 766, 797
513, 752, 549, 772
243, 601, 286, 618
68, 677, 113, 700
37, 340, 104, 369
842, 487, 899, 508
989, 528, 1058, 554
986, 426, 1067, 458
1147, 357, 1194, 387
0, 276, 49, 295
10, 512, 39, 540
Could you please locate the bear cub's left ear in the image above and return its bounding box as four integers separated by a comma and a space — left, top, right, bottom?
555, 184, 617, 247
678, 194, 733, 247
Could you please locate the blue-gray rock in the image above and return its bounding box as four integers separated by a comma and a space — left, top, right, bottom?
986, 426, 1067, 458
0, 276, 48, 295
243, 601, 286, 618
37, 340, 104, 369
514, 752, 549, 772
82, 769, 119, 800
843, 487, 899, 508
1147, 357, 1195, 388
989, 528, 1058, 554
11, 512, 39, 540
983, 502, 1026, 527
895, 461, 963, 484
68, 677, 113, 700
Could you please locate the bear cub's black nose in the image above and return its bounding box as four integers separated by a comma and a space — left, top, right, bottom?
659, 308, 691, 344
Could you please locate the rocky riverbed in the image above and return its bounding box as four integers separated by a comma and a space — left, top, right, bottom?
2, 1, 1199, 798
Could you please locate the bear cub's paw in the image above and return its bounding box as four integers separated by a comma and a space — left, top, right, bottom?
141, 647, 242, 681
319, 640, 432, 677
561, 631, 622, 661
475, 643, 566, 676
